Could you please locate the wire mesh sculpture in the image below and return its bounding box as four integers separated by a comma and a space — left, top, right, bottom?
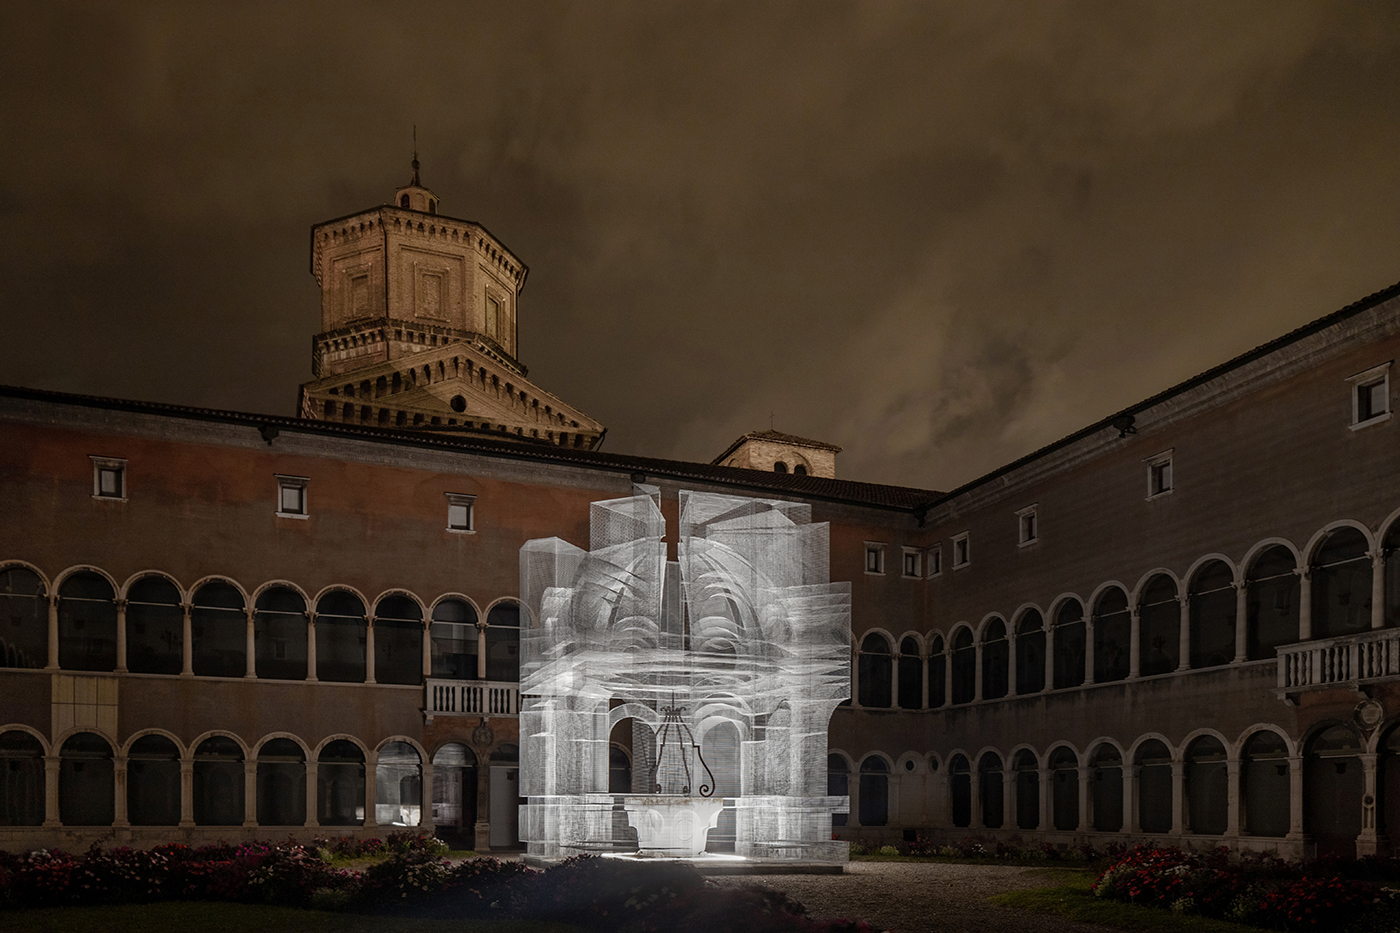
518, 486, 851, 862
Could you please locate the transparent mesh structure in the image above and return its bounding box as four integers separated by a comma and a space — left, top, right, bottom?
519, 486, 850, 862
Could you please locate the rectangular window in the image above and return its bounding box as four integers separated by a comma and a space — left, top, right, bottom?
902, 547, 921, 578
486, 294, 501, 339
1349, 362, 1391, 429
446, 493, 476, 532
927, 545, 942, 577
275, 474, 309, 519
864, 542, 886, 575
952, 532, 970, 569
90, 456, 127, 500
1016, 505, 1038, 547
1145, 450, 1173, 499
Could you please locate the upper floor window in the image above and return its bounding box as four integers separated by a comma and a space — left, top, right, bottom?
902, 547, 922, 578
774, 461, 788, 473
952, 532, 970, 569
1349, 362, 1391, 429
275, 474, 309, 518
865, 542, 886, 575
1145, 450, 1173, 499
1016, 505, 1038, 546
927, 545, 942, 577
90, 456, 126, 500
446, 493, 475, 532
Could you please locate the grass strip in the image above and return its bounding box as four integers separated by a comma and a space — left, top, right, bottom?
0, 901, 583, 933
989, 868, 1258, 933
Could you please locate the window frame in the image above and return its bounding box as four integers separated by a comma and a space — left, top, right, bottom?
901, 547, 922, 579
951, 532, 970, 570
1016, 504, 1038, 547
1145, 449, 1174, 500
275, 474, 310, 519
864, 542, 886, 576
1349, 362, 1392, 430
90, 456, 127, 501
926, 544, 942, 578
446, 493, 476, 533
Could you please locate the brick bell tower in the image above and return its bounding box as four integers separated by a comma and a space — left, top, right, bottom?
297, 154, 605, 450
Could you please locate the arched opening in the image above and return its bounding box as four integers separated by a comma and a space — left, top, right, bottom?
897, 637, 922, 709
951, 629, 975, 704
1090, 745, 1123, 832
485, 602, 520, 682
316, 591, 366, 682
702, 721, 741, 852
858, 756, 889, 826
827, 754, 849, 827
256, 738, 306, 826
1190, 561, 1236, 668
927, 635, 945, 708
191, 580, 245, 677
1050, 746, 1079, 831
254, 586, 307, 680
773, 461, 788, 474
794, 464, 808, 476
610, 745, 632, 794
1052, 600, 1085, 689
431, 743, 477, 840
0, 731, 45, 825
1137, 574, 1179, 676
400, 194, 410, 208
981, 618, 1009, 700
949, 754, 971, 828
979, 752, 1004, 828
376, 741, 422, 827
59, 572, 117, 671
1015, 610, 1045, 695
374, 595, 423, 686
1184, 735, 1227, 835
60, 732, 114, 825
125, 576, 183, 675
1247, 546, 1299, 659
193, 735, 244, 825
318, 740, 365, 826
430, 598, 479, 679
127, 734, 180, 825
857, 633, 893, 708
1241, 730, 1289, 837
1306, 724, 1363, 858
1013, 749, 1039, 830
0, 567, 47, 669
1092, 588, 1130, 683
1312, 528, 1373, 639
1135, 739, 1173, 833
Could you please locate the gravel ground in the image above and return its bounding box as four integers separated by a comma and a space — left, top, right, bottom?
712, 861, 1118, 933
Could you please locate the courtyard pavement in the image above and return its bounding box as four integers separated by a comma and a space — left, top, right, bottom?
711, 861, 1118, 933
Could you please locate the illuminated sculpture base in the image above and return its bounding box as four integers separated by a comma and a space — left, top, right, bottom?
622, 796, 725, 858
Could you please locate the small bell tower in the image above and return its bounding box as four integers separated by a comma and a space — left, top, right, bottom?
394, 142, 439, 214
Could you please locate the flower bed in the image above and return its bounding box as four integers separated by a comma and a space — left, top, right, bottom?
0, 838, 877, 932
1092, 846, 1398, 931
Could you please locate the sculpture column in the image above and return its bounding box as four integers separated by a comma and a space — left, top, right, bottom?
1359, 752, 1379, 856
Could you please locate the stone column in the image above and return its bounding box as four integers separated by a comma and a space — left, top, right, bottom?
1124, 764, 1140, 833
113, 754, 130, 827
1037, 768, 1052, 831
115, 598, 129, 673
1170, 760, 1185, 836
477, 621, 489, 680
1372, 551, 1387, 630
179, 758, 195, 828
850, 646, 860, 707
244, 608, 256, 678
244, 759, 258, 828
475, 761, 491, 851
420, 759, 434, 830
364, 748, 378, 828
1085, 619, 1095, 684
1077, 766, 1090, 832
1043, 625, 1055, 692
921, 650, 929, 708
970, 765, 983, 828
1128, 606, 1141, 678
1234, 582, 1249, 663
1287, 756, 1305, 841
47, 594, 60, 670
1177, 594, 1191, 672
306, 612, 318, 682
365, 619, 376, 685
1298, 570, 1312, 641
1225, 758, 1241, 840
306, 760, 320, 828
422, 620, 433, 680
1007, 631, 1019, 695
181, 603, 194, 676
945, 654, 954, 707
1359, 752, 1380, 856
1002, 766, 1015, 831
43, 755, 60, 826
973, 642, 984, 702
890, 645, 900, 707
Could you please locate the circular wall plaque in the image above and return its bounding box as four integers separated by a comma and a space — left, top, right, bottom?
1355, 699, 1384, 730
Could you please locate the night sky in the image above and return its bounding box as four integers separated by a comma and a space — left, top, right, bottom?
3, 2, 1398, 491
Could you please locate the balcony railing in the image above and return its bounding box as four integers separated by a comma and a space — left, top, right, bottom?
1277, 628, 1400, 702
425, 679, 520, 719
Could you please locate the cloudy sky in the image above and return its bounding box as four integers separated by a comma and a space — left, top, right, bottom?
2, 2, 1397, 491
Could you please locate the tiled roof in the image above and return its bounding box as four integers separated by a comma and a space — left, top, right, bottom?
0, 384, 938, 512
710, 429, 843, 465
